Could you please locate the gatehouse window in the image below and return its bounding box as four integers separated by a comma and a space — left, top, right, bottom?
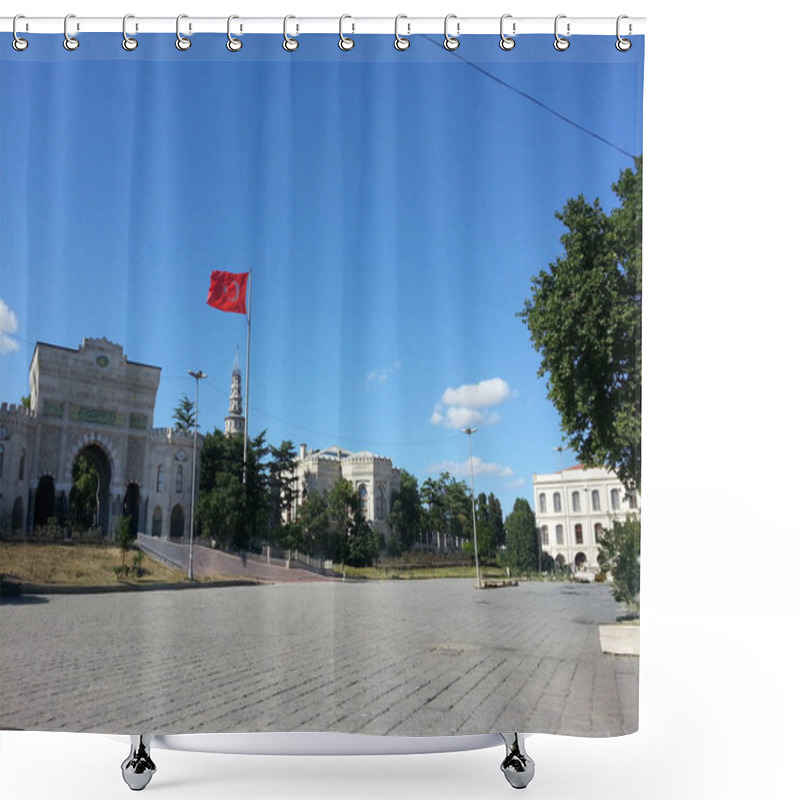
176, 464, 183, 493
553, 492, 562, 513
626, 490, 638, 509
611, 488, 620, 510
591, 489, 600, 511
157, 464, 164, 493
152, 506, 163, 537
19, 448, 26, 481
538, 493, 547, 514
556, 524, 564, 545
571, 491, 581, 512
594, 522, 603, 542
541, 525, 549, 546
377, 485, 385, 520
575, 523, 583, 545
358, 484, 368, 515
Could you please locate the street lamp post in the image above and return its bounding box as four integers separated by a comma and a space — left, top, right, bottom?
188, 369, 207, 581
463, 427, 481, 589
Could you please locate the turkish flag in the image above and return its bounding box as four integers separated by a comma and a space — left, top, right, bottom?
207, 270, 248, 315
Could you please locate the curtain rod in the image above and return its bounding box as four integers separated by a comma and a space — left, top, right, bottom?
1, 16, 645, 36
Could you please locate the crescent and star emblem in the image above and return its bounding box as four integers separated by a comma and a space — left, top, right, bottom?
225, 281, 240, 302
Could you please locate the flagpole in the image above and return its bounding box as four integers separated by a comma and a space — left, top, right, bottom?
243, 270, 251, 482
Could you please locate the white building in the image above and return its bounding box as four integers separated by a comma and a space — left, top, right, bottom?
291, 445, 402, 540
532, 465, 639, 573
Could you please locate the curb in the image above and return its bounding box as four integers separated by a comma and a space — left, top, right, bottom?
11, 579, 267, 596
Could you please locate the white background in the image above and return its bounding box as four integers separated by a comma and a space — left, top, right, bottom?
2, 1, 798, 798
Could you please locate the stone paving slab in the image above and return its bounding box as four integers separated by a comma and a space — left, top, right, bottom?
0, 580, 638, 737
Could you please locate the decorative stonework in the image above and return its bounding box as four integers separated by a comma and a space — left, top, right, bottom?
69, 405, 126, 428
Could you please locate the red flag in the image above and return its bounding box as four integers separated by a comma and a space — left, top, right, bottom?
207, 270, 248, 315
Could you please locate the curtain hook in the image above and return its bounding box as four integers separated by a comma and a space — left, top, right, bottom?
616, 15, 632, 51
12, 14, 28, 51
394, 14, 410, 51
499, 14, 516, 51
554, 14, 570, 51
122, 14, 138, 51
339, 14, 354, 51
227, 15, 243, 51
443, 14, 460, 51
283, 15, 299, 51
176, 14, 191, 51
63, 13, 79, 51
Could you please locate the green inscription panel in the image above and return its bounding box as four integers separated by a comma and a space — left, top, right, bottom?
42, 401, 65, 418
129, 413, 148, 430
70, 405, 125, 427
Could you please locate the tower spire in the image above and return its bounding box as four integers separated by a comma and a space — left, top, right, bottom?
224, 349, 245, 437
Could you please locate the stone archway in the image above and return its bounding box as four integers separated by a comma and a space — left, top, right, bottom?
170, 504, 185, 539
33, 475, 55, 527
11, 496, 25, 531
69, 444, 112, 536
574, 552, 587, 570
123, 483, 141, 535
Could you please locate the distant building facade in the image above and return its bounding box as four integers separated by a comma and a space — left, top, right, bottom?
291, 444, 402, 540
0, 337, 203, 540
533, 465, 639, 573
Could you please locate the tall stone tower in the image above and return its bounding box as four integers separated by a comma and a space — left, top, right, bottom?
224, 350, 245, 437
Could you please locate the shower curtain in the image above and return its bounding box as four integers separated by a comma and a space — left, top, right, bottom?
0, 20, 643, 741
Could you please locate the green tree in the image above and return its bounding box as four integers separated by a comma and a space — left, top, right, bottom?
172, 393, 196, 431
327, 479, 378, 566
520, 158, 642, 490
115, 514, 136, 571
597, 516, 641, 611
295, 489, 330, 555
388, 469, 422, 551
265, 440, 298, 545
69, 454, 99, 531
21, 395, 31, 409
421, 473, 471, 550
504, 498, 539, 576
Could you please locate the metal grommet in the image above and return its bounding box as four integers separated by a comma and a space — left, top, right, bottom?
63, 13, 79, 51
394, 14, 410, 51
12, 15, 28, 51
283, 15, 299, 51
443, 14, 460, 50
176, 14, 191, 51
226, 15, 242, 51
499, 14, 515, 51
122, 14, 138, 51
339, 14, 354, 51
616, 15, 632, 51
554, 14, 570, 51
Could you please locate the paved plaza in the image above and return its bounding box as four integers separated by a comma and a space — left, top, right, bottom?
0, 580, 637, 737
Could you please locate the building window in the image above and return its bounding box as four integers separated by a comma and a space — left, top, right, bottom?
358, 484, 368, 515
575, 523, 583, 545
611, 488, 620, 510
556, 524, 564, 545
571, 491, 581, 512
626, 490, 638, 509
594, 522, 603, 542
157, 464, 164, 493
538, 493, 547, 514
553, 492, 562, 513
377, 485, 386, 520
176, 464, 183, 494
541, 525, 549, 546
591, 489, 600, 511
19, 448, 26, 481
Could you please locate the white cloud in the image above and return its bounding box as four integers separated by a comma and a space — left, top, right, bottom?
430, 378, 515, 429
441, 377, 513, 409
426, 456, 514, 479
0, 299, 20, 354
366, 361, 402, 386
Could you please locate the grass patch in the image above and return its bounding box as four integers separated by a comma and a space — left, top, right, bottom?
0, 542, 190, 586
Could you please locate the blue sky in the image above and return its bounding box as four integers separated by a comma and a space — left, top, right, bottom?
0, 33, 643, 516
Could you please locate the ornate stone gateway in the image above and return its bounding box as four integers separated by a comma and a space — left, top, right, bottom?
0, 338, 200, 540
